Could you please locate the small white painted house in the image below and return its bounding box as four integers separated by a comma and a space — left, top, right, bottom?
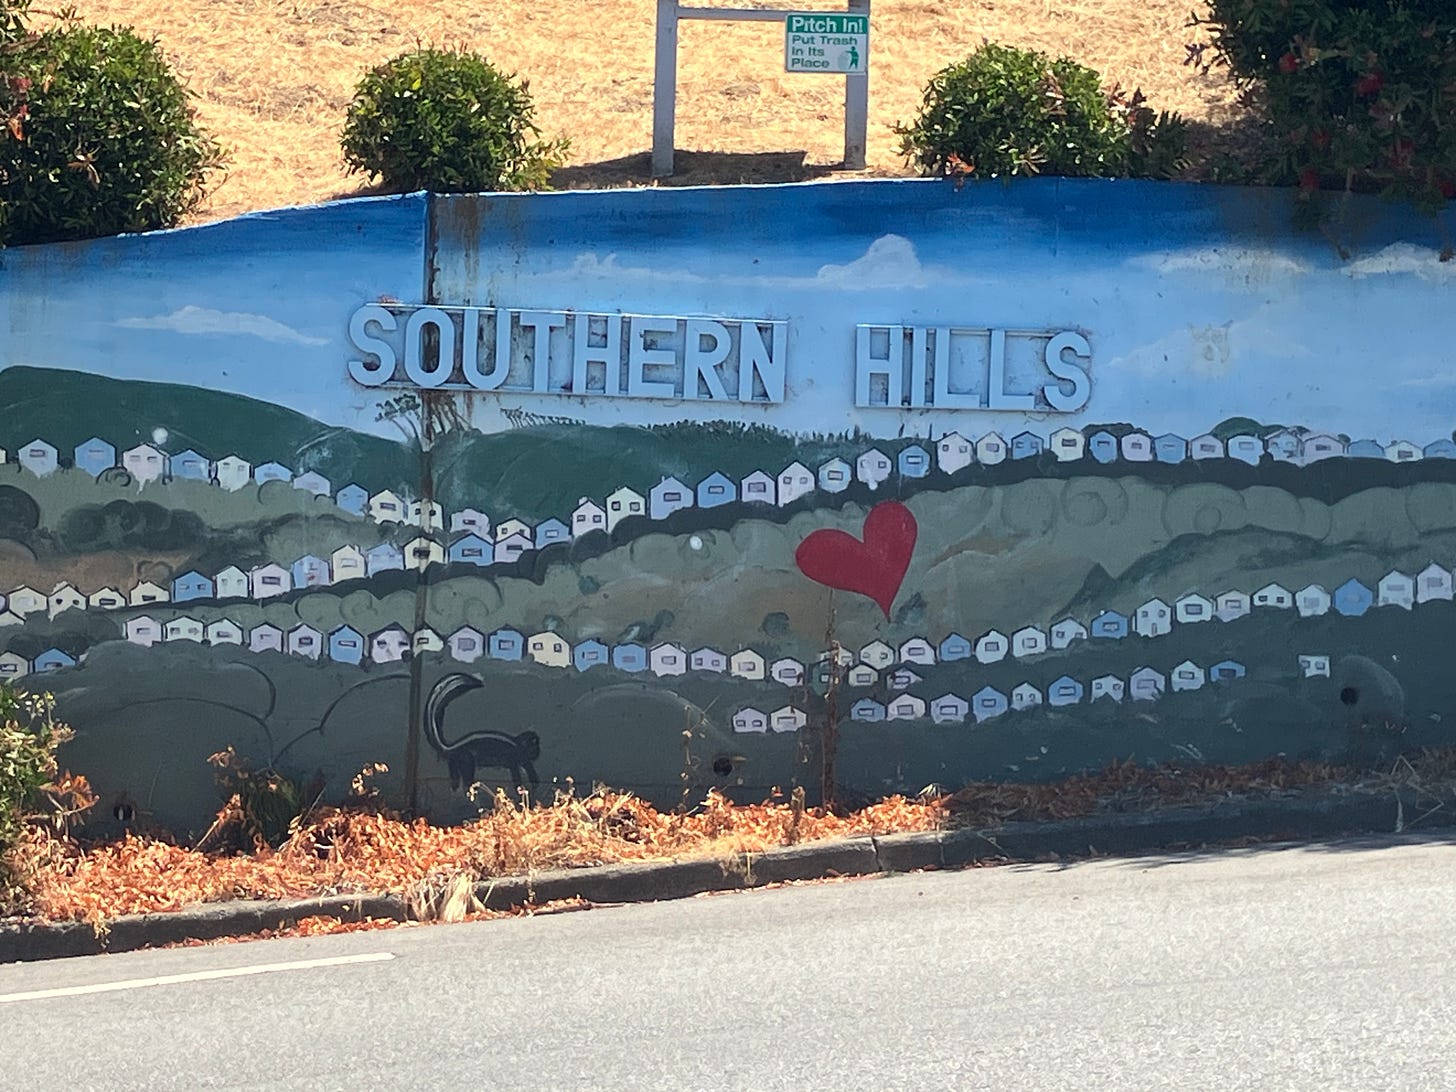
1417, 563, 1453, 603
1215, 590, 1251, 622
1049, 427, 1085, 462
529, 632, 572, 668
448, 626, 485, 663
733, 708, 768, 734
1011, 626, 1047, 658
129, 581, 170, 607
452, 508, 491, 538
164, 617, 205, 643
407, 499, 444, 530
287, 624, 323, 659
690, 647, 728, 673
649, 642, 688, 677
1171, 660, 1206, 692
331, 545, 367, 583
7, 586, 44, 617
1011, 683, 1043, 710
1174, 593, 1214, 624
1377, 570, 1415, 609
847, 663, 878, 687
937, 432, 974, 474
776, 462, 815, 506
859, 640, 895, 669
1253, 583, 1293, 609
605, 486, 646, 531
1129, 666, 1165, 701
817, 458, 851, 494
1189, 434, 1225, 460
1134, 598, 1172, 638
1299, 654, 1331, 678
87, 587, 127, 610
930, 694, 970, 725
214, 455, 252, 492
248, 624, 284, 654
857, 449, 893, 489
368, 490, 405, 523
770, 657, 805, 686
47, 583, 85, 618
205, 619, 244, 646
214, 566, 249, 600
729, 649, 766, 680
649, 477, 694, 521
125, 615, 162, 647
974, 629, 1008, 664
122, 444, 167, 483
1091, 675, 1125, 702
740, 471, 776, 505
975, 432, 1007, 466
886, 694, 927, 721
571, 499, 606, 537
1296, 584, 1331, 617
897, 637, 936, 665
770, 706, 807, 733
250, 564, 291, 600
1050, 618, 1087, 649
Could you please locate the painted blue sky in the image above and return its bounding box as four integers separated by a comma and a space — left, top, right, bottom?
2, 181, 1453, 444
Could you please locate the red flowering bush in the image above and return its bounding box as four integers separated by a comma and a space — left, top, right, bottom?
1196, 0, 1455, 215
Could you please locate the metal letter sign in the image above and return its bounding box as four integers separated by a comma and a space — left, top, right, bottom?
784, 12, 868, 74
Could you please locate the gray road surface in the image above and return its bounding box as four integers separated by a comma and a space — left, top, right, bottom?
4, 835, 1456, 1091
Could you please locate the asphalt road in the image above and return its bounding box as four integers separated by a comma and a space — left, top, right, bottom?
5, 835, 1456, 1091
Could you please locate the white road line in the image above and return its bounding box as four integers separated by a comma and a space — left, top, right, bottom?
0, 951, 395, 1004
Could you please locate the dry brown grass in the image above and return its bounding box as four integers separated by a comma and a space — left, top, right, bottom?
15, 747, 1455, 928
46, 0, 1244, 222
16, 786, 943, 924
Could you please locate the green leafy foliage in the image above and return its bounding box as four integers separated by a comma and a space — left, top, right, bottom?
341, 46, 567, 194
1, 684, 89, 911
1195, 0, 1456, 215
0, 14, 222, 247
895, 42, 1188, 181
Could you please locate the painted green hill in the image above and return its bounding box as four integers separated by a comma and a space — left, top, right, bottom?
0, 365, 415, 491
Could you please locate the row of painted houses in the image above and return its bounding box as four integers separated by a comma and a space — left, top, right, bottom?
12, 426, 1456, 534
749, 656, 1257, 731
6, 559, 1451, 689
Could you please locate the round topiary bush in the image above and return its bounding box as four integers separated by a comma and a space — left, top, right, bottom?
341, 47, 567, 194
0, 13, 223, 247
896, 42, 1187, 181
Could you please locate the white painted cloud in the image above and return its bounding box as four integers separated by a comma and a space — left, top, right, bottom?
566, 234, 940, 291
1399, 373, 1456, 389
1133, 246, 1309, 280
1344, 243, 1456, 281
813, 235, 928, 289
1107, 322, 1237, 379
1105, 302, 1314, 380
116, 305, 329, 346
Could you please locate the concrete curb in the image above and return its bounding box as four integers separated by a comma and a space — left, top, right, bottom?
3, 788, 1447, 964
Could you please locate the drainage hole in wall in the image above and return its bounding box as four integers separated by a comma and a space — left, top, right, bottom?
712, 755, 734, 777
1340, 686, 1360, 706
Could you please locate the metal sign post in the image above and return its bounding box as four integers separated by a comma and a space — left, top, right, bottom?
652, 0, 870, 178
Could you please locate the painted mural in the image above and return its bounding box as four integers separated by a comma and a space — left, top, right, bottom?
1, 179, 1454, 832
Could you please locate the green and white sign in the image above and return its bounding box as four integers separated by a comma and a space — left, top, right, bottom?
784, 12, 868, 75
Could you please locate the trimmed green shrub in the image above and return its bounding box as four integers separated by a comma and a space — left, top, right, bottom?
341, 47, 567, 194
0, 12, 223, 247
896, 42, 1188, 181
1195, 1, 1455, 214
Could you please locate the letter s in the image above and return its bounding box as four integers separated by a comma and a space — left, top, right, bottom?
347, 304, 398, 386
1042, 331, 1091, 412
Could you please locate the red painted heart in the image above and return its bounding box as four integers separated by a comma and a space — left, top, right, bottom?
795, 500, 918, 619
